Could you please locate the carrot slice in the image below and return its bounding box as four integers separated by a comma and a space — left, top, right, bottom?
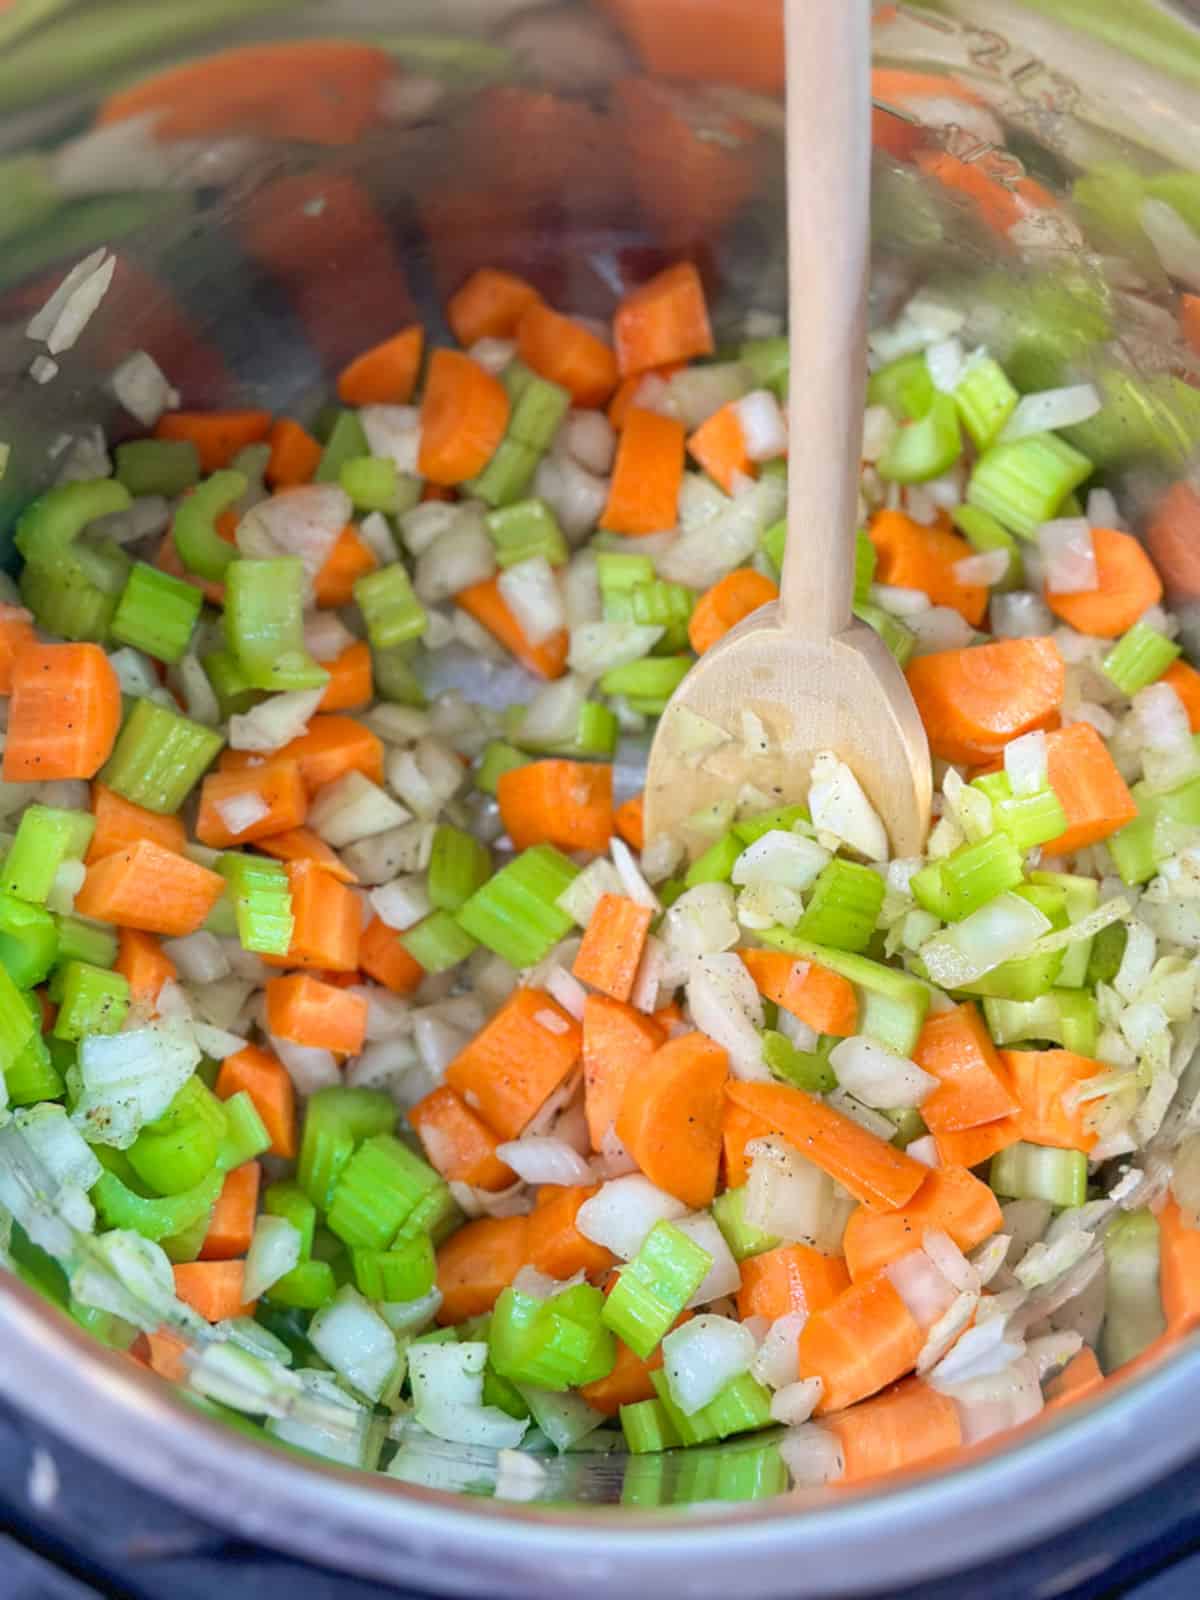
581, 994, 665, 1152
912, 1003, 1020, 1135
906, 636, 1064, 765
1147, 481, 1200, 605
916, 148, 1057, 235
686, 401, 753, 494
613, 262, 715, 376
613, 792, 646, 852
517, 303, 618, 408
265, 974, 368, 1054
823, 1376, 962, 1483
455, 576, 568, 680
215, 1045, 297, 1159
1044, 526, 1163, 638
263, 861, 361, 973
114, 929, 176, 1009
155, 410, 272, 474
317, 640, 373, 713
1183, 293, 1200, 359
1042, 722, 1138, 855
600, 407, 686, 535
1043, 1346, 1105, 1412
173, 1261, 255, 1322
0, 605, 35, 695
496, 759, 614, 854
578, 1320, 689, 1416
196, 761, 308, 848
1162, 658, 1200, 733
616, 1031, 729, 1209
932, 1114, 1022, 1170
253, 826, 357, 885
435, 1214, 529, 1324
220, 715, 383, 793
573, 894, 654, 1004
445, 988, 582, 1141
359, 915, 425, 996
737, 948, 859, 1037
869, 508, 989, 626
313, 525, 379, 608
841, 1164, 1003, 1281
688, 568, 779, 655
4, 642, 121, 782
142, 1329, 189, 1384
736, 1242, 849, 1320
337, 325, 424, 406
266, 419, 323, 489
722, 1100, 770, 1188
88, 783, 187, 864
526, 1184, 617, 1281
799, 1273, 924, 1414
418, 348, 510, 486
1001, 1048, 1102, 1152
409, 1084, 516, 1192
447, 268, 541, 347
608, 366, 682, 430
1156, 1197, 1200, 1333
199, 1162, 261, 1261
75, 841, 226, 937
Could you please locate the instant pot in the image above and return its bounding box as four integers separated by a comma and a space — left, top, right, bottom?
4, 2, 1200, 1595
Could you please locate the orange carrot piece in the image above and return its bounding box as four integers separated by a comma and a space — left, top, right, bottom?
1041, 722, 1139, 855
600, 407, 686, 535
265, 974, 368, 1054
215, 1044, 297, 1159
409, 1084, 516, 1192
445, 988, 582, 1141
824, 1376, 962, 1483
906, 636, 1065, 765
436, 1214, 529, 1325
725, 1080, 927, 1213
688, 568, 780, 655
0, 605, 35, 694
526, 1183, 617, 1282
317, 640, 373, 712
263, 861, 361, 973
1146, 481, 1200, 605
573, 894, 654, 1004
581, 994, 666, 1152
254, 826, 357, 885
155, 410, 272, 474
266, 418, 322, 489
1044, 527, 1163, 638
841, 1163, 1003, 1281
616, 1031, 729, 1209
1162, 659, 1200, 733
143, 1328, 190, 1384
1157, 1196, 1200, 1333
88, 783, 187, 864
1001, 1048, 1102, 1153
313, 524, 378, 608
737, 948, 859, 1037
723, 1100, 771, 1188
608, 366, 681, 431
915, 148, 1057, 235
359, 914, 425, 995
75, 840, 226, 937
1043, 1346, 1105, 1412
114, 928, 177, 1008
219, 715, 383, 793
497, 759, 614, 854
447, 268, 542, 347
613, 792, 646, 852
932, 1114, 1022, 1170
1183, 293, 1200, 359
3, 642, 121, 782
578, 1323, 687, 1416
517, 302, 618, 407
455, 577, 568, 680
337, 325, 423, 406
196, 760, 308, 849
173, 1261, 255, 1322
912, 1003, 1020, 1136
736, 1242, 850, 1321
869, 509, 989, 626
199, 1161, 261, 1261
686, 402, 752, 495
418, 348, 510, 486
800, 1272, 924, 1414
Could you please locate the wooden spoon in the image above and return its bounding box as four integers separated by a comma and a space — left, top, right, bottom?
643, 0, 931, 861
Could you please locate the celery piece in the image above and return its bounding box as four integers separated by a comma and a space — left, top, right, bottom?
650, 1368, 773, 1447
674, 1436, 789, 1504
19, 558, 120, 644
115, 439, 200, 499
264, 1181, 317, 1259
1087, 921, 1127, 986
128, 1110, 220, 1198
959, 885, 1068, 1002
92, 1169, 223, 1242
298, 1087, 396, 1212
878, 393, 962, 484
684, 830, 742, 888
597, 553, 655, 596
219, 852, 294, 957
740, 335, 789, 396
1064, 369, 1200, 473
953, 357, 1019, 451
1100, 1210, 1166, 1372
69, 1300, 139, 1352
491, 1282, 615, 1390
340, 455, 400, 514
1102, 622, 1181, 696
161, 1206, 214, 1264
600, 655, 691, 701
110, 561, 203, 664
602, 1221, 711, 1360
620, 1397, 683, 1455
5, 1030, 63, 1106
0, 894, 58, 988
795, 859, 886, 951
315, 411, 369, 484
732, 805, 810, 846
226, 557, 329, 691
351, 1234, 436, 1301
372, 643, 427, 708
500, 361, 536, 407
867, 352, 935, 421
853, 530, 877, 608
760, 930, 930, 1055
507, 370, 571, 452
172, 469, 246, 582
214, 1090, 271, 1173
761, 518, 787, 577
711, 1186, 780, 1262
102, 698, 224, 814
0, 962, 42, 1077
853, 600, 916, 666
486, 499, 568, 568
990, 1141, 1088, 1208
354, 563, 427, 651
465, 437, 540, 508
393, 1180, 461, 1247
631, 579, 695, 629
202, 648, 262, 720
52, 960, 129, 1041
912, 831, 1024, 924
505, 699, 618, 760
966, 433, 1093, 539
952, 503, 1023, 590
400, 909, 478, 974
884, 1106, 927, 1148
266, 1258, 338, 1310
982, 990, 1098, 1057
1030, 870, 1098, 990
53, 915, 117, 971
456, 843, 578, 968
15, 478, 131, 573
428, 824, 492, 913
2, 805, 94, 905
326, 1132, 441, 1250
474, 740, 532, 796
762, 1029, 837, 1093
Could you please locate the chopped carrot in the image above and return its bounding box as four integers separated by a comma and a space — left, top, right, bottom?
215, 1044, 297, 1159
616, 1031, 729, 1209
155, 410, 273, 474
526, 1184, 617, 1282
317, 640, 373, 713
143, 1328, 190, 1384
0, 605, 35, 694
614, 792, 646, 852
435, 1214, 529, 1324
1162, 659, 1200, 732
915, 148, 1057, 235
445, 988, 582, 1141
1146, 481, 1200, 605
3, 642, 121, 782
736, 1242, 850, 1321
496, 759, 614, 854
517, 302, 618, 408
1001, 1048, 1102, 1153
573, 894, 654, 1004
688, 568, 780, 655
409, 1085, 516, 1192
871, 105, 924, 162
172, 1261, 255, 1323
799, 1272, 924, 1414
1043, 1346, 1105, 1412
75, 840, 226, 937
841, 1163, 1003, 1281
265, 974, 368, 1055
359, 914, 426, 995
1159, 1195, 1200, 1334
906, 636, 1064, 765
313, 525, 379, 608
220, 715, 383, 792
600, 0, 784, 94
912, 1003, 1020, 1136
601, 407, 686, 534
823, 1376, 962, 1483
447, 268, 542, 347
687, 402, 752, 495
337, 325, 424, 406
932, 1113, 1022, 1170
199, 1162, 261, 1261
581, 994, 666, 1151
725, 1080, 927, 1213
614, 263, 715, 376
196, 760, 308, 849
737, 948, 858, 1037
263, 861, 360, 973
254, 826, 357, 884
608, 366, 682, 430
578, 1320, 690, 1416
266, 418, 322, 489
88, 783, 187, 864
1041, 722, 1138, 855
1183, 293, 1200, 359
114, 928, 177, 1009
869, 509, 989, 627
456, 576, 568, 680
418, 348, 510, 486
723, 1099, 772, 1188
652, 1001, 685, 1032
1044, 527, 1163, 638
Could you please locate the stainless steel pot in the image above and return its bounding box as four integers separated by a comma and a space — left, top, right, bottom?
3, 3, 1200, 1594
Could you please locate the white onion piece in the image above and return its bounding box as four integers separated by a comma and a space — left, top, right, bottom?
160, 931, 229, 986
745, 1136, 842, 1252
110, 350, 178, 426
992, 591, 1055, 638
361, 406, 420, 475
544, 965, 587, 1021
1027, 1330, 1084, 1381
733, 389, 788, 461
575, 1175, 687, 1260
414, 516, 495, 603
779, 1424, 844, 1487
752, 1311, 807, 1390
408, 1341, 526, 1448
228, 687, 325, 753
885, 1250, 958, 1330
770, 1377, 824, 1426
304, 611, 357, 663
213, 792, 270, 840
952, 548, 1009, 587
662, 1315, 755, 1415
909, 606, 975, 656
908, 1135, 941, 1168
923, 1228, 980, 1295
1004, 729, 1048, 796
271, 1035, 340, 1095
675, 1212, 741, 1306
1140, 197, 1200, 294
467, 336, 517, 375
39, 252, 117, 354
237, 485, 348, 581
731, 830, 830, 890
610, 836, 660, 912
917, 1290, 980, 1375
369, 876, 432, 932
686, 953, 767, 1080
567, 620, 663, 679
533, 453, 608, 544
939, 1356, 1042, 1446
808, 751, 888, 861
662, 882, 738, 956
929, 1314, 1024, 1387
560, 410, 616, 475
1000, 385, 1101, 442
919, 891, 1052, 989
1039, 519, 1098, 595
243, 1215, 302, 1301
828, 1036, 936, 1109
412, 1015, 469, 1079
494, 1136, 593, 1187
310, 772, 411, 847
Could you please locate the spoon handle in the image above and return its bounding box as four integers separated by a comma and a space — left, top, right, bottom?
779, 0, 871, 640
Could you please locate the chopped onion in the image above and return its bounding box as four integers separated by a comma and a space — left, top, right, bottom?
662, 1315, 755, 1415
304, 611, 357, 663
917, 1290, 980, 1375
358, 510, 398, 566
560, 410, 616, 475
662, 882, 739, 956
213, 791, 270, 840
342, 822, 435, 885
228, 686, 325, 753
557, 857, 624, 927
497, 556, 564, 646
908, 1135, 941, 1168
828, 1036, 936, 1109
1140, 197, 1200, 294
744, 1136, 843, 1253
939, 1355, 1043, 1446
731, 830, 830, 890
243, 1214, 302, 1301
494, 1136, 593, 1187
771, 1378, 824, 1426
952, 548, 1009, 587
1039, 519, 1098, 595
412, 1014, 469, 1079
734, 389, 788, 461
467, 336, 517, 375
161, 931, 229, 986
1004, 729, 1049, 797
544, 965, 587, 1020
575, 1175, 687, 1259
309, 1287, 399, 1405
110, 350, 178, 426
686, 952, 767, 1080
368, 876, 432, 932
237, 485, 349, 582
808, 751, 889, 862
1000, 385, 1101, 442
41, 253, 116, 354
414, 515, 495, 603
386, 737, 465, 820
675, 1212, 741, 1306
310, 771, 411, 847
519, 674, 587, 748
361, 406, 421, 475
399, 501, 461, 557
752, 1311, 807, 1389
909, 606, 975, 656
271, 1035, 340, 1095
992, 591, 1055, 638
919, 890, 1052, 989
71, 1020, 201, 1149
409, 1341, 527, 1448
567, 621, 662, 678
657, 476, 785, 590
779, 1423, 844, 1487
925, 337, 964, 394
610, 836, 660, 912
533, 453, 608, 544
923, 1228, 980, 1296
885, 1249, 958, 1330
872, 583, 932, 618
664, 362, 751, 430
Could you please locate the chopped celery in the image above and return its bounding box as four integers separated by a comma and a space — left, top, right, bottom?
597, 553, 655, 596
214, 1090, 271, 1173
219, 852, 294, 957
711, 1186, 780, 1261
490, 1282, 615, 1390
172, 469, 247, 581
400, 909, 478, 973
1102, 621, 1180, 696
600, 655, 691, 701
740, 335, 789, 397
466, 437, 540, 507
630, 580, 695, 631
15, 478, 131, 573
684, 830, 742, 888
1101, 1210, 1166, 1372
203, 647, 262, 720
2, 805, 94, 905
20, 556, 123, 643
114, 439, 200, 498
505, 698, 618, 759
128, 1107, 221, 1197
340, 455, 401, 514
110, 562, 203, 664
428, 824, 492, 913
102, 698, 224, 814
911, 831, 1024, 922
474, 741, 532, 796
972, 770, 1070, 853
982, 990, 1099, 1057
486, 499, 568, 568
1029, 870, 1098, 989
621, 1397, 682, 1454
506, 369, 571, 452
92, 1169, 222, 1242
953, 356, 1018, 450
761, 518, 787, 577
354, 563, 428, 650
959, 885, 1068, 1001
867, 352, 935, 421
5, 1029, 64, 1106
0, 894, 58, 988
732, 804, 810, 846
315, 411, 369, 484
854, 529, 877, 608
264, 1181, 317, 1259
51, 960, 129, 1041
877, 393, 961, 484
54, 915, 117, 971
226, 557, 329, 691
650, 1369, 773, 1446
966, 433, 1093, 539
990, 1141, 1088, 1207
794, 859, 885, 951
456, 844, 578, 968
760, 930, 930, 1055
602, 1221, 711, 1360
674, 1436, 789, 1503
762, 1029, 837, 1093
351, 1234, 436, 1301
854, 600, 916, 666
326, 1133, 441, 1250
952, 503, 1023, 589
372, 643, 427, 707
297, 1086, 395, 1213
1088, 922, 1127, 986
266, 1258, 338, 1310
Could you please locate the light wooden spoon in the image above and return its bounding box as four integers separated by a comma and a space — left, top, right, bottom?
643, 0, 931, 861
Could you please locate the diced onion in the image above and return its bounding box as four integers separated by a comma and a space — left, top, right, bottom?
731, 830, 830, 890
1000, 385, 1101, 442
992, 591, 1055, 638
237, 485, 349, 581
361, 405, 420, 475
779, 1423, 845, 1486
925, 337, 964, 393
770, 1378, 824, 1426
952, 549, 1009, 587
369, 876, 432, 932
662, 1315, 755, 1415
533, 453, 608, 544
560, 410, 616, 476
271, 1035, 340, 1095
567, 621, 662, 678
1140, 197, 1200, 294
909, 606, 975, 656
494, 1136, 593, 1187
575, 1175, 687, 1260
110, 350, 178, 426
675, 1211, 741, 1306
310, 771, 411, 848
213, 792, 270, 839
414, 515, 495, 603
610, 836, 660, 912
733, 389, 788, 461
519, 675, 587, 748
1004, 729, 1049, 797
938, 1355, 1043, 1446
828, 1036, 936, 1109
752, 1311, 807, 1389
228, 686, 325, 753
919, 891, 1052, 989
744, 1136, 843, 1253
161, 931, 230, 986
808, 751, 889, 862
243, 1214, 302, 1301
885, 1249, 958, 1330
662, 882, 738, 957
686, 952, 767, 1080
1039, 519, 1098, 595
408, 1342, 527, 1448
